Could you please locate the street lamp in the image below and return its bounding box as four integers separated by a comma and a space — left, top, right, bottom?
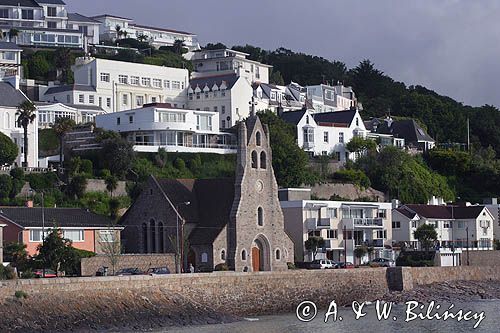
176, 201, 190, 274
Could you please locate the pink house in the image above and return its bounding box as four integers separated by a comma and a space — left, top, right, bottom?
0, 206, 123, 257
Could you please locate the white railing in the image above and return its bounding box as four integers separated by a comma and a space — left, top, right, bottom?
133, 141, 237, 150
0, 166, 55, 174
353, 218, 383, 227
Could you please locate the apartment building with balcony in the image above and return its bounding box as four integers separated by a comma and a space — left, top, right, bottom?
393, 204, 495, 251
91, 14, 199, 51
191, 49, 272, 84
95, 103, 236, 155
281, 108, 366, 161
0, 0, 98, 48
0, 41, 21, 78
42, 57, 189, 114
279, 188, 393, 264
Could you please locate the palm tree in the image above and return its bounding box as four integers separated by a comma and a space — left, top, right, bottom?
115, 25, 122, 40
16, 101, 36, 167
137, 34, 148, 42
8, 28, 19, 43
172, 39, 185, 54
122, 31, 128, 39
52, 117, 76, 170
105, 174, 118, 197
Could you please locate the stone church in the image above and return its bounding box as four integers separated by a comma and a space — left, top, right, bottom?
120, 114, 294, 272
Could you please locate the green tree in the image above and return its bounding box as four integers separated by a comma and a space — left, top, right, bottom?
204, 42, 227, 50
51, 117, 76, 170
54, 48, 73, 83
354, 246, 368, 265
0, 131, 18, 166
28, 53, 51, 80
100, 136, 136, 178
105, 174, 118, 197
36, 228, 70, 276
3, 242, 28, 272
0, 174, 12, 200
257, 110, 312, 187
172, 39, 185, 54
305, 236, 325, 261
67, 175, 87, 199
16, 100, 36, 167
346, 136, 377, 154
270, 70, 285, 85
115, 25, 122, 39
414, 224, 438, 251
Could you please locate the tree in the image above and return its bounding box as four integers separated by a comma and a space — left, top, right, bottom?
346, 136, 377, 154
0, 174, 12, 200
51, 117, 76, 170
100, 136, 135, 178
305, 236, 325, 261
36, 228, 71, 276
0, 131, 18, 166
3, 242, 28, 273
67, 175, 87, 199
8, 28, 19, 43
16, 101, 36, 167
172, 39, 185, 54
204, 42, 227, 50
54, 48, 72, 83
270, 70, 285, 85
115, 25, 122, 39
257, 110, 313, 187
98, 223, 121, 275
354, 246, 368, 265
105, 175, 118, 197
414, 224, 438, 251
122, 31, 128, 39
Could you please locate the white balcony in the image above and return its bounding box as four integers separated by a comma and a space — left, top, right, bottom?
133, 141, 236, 155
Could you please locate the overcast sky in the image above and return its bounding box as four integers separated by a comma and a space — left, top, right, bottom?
65, 0, 500, 108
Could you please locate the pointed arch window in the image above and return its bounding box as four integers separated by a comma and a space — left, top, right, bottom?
241, 249, 247, 261
256, 131, 261, 146
276, 249, 281, 260
260, 151, 267, 169
221, 249, 226, 261
142, 223, 148, 253
251, 151, 258, 168
158, 222, 164, 253
150, 219, 156, 253
257, 207, 264, 226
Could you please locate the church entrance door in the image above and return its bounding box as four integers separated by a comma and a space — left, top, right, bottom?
252, 247, 260, 272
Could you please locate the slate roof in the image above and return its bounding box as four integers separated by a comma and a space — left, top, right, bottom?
377, 119, 435, 143
313, 109, 357, 125
280, 109, 306, 125
155, 178, 235, 246
0, 207, 113, 228
189, 74, 239, 92
401, 205, 488, 220
45, 84, 96, 95
0, 82, 29, 107
67, 13, 100, 23
0, 0, 40, 7
0, 42, 22, 51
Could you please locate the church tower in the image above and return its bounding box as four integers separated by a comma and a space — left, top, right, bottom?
228, 109, 294, 272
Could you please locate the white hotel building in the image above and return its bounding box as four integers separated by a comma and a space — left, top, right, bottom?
95, 103, 236, 155
42, 57, 189, 114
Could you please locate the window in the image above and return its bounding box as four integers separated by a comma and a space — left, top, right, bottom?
189, 93, 193, 100
221, 90, 226, 97
201, 252, 208, 263
195, 92, 201, 100
378, 210, 387, 218
275, 249, 281, 260
324, 132, 329, 143
457, 221, 464, 229
63, 230, 84, 242
29, 229, 50, 242
78, 94, 84, 103
136, 95, 144, 106
392, 221, 401, 229
443, 221, 451, 228
122, 94, 128, 105
151, 97, 157, 103
326, 208, 337, 218
118, 75, 128, 84
164, 80, 170, 89
47, 21, 57, 29
153, 79, 162, 88
204, 92, 209, 98
196, 115, 212, 130
327, 230, 338, 239
106, 98, 111, 108
0, 9, 9, 18
308, 230, 321, 237
130, 76, 139, 85
260, 151, 267, 169
256, 131, 261, 146
213, 106, 218, 113
141, 77, 151, 86
356, 118, 359, 126
221, 105, 226, 114
172, 81, 181, 89
100, 73, 110, 82
47, 7, 57, 17
221, 120, 226, 128
376, 230, 386, 239
411, 221, 417, 228
22, 9, 34, 20
339, 132, 344, 144
129, 115, 134, 124
251, 151, 258, 168
303, 128, 314, 144
257, 207, 264, 226
159, 112, 186, 123
241, 250, 247, 261
116, 117, 121, 125
221, 250, 226, 261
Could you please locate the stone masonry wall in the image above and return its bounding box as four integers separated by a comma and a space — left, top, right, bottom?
464, 251, 500, 266
85, 179, 127, 197
81, 254, 176, 276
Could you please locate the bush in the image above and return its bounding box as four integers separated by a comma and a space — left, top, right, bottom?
14, 290, 28, 299
214, 263, 229, 271
287, 262, 296, 270
10, 167, 24, 180
0, 265, 17, 280
0, 131, 18, 165
333, 169, 371, 189
80, 159, 93, 176
0, 174, 13, 199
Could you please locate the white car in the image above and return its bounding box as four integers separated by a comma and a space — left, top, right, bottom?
309, 259, 336, 269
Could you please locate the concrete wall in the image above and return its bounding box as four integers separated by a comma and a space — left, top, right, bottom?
81, 253, 176, 276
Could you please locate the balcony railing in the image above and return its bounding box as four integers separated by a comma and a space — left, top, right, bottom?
133, 141, 237, 150
355, 239, 384, 247
306, 218, 330, 229
353, 218, 383, 227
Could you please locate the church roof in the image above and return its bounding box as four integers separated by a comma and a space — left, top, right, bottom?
155, 178, 235, 245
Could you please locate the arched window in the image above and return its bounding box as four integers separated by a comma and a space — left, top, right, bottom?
221, 250, 226, 261
241, 249, 247, 261
201, 252, 208, 263
150, 219, 156, 253
257, 207, 264, 226
276, 249, 281, 260
260, 151, 267, 169
256, 131, 261, 146
142, 223, 148, 253
306, 115, 309, 125
158, 222, 164, 253
251, 151, 258, 168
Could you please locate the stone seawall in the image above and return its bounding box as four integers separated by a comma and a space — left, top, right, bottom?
81, 254, 176, 276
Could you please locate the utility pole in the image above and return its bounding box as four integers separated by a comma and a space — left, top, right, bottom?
343, 225, 347, 267
466, 226, 470, 266
41, 192, 45, 278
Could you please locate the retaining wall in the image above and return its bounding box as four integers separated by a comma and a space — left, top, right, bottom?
80, 254, 176, 276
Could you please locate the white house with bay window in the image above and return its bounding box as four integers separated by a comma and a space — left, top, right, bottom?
35, 102, 105, 128
281, 108, 366, 162
279, 188, 393, 264
95, 103, 236, 154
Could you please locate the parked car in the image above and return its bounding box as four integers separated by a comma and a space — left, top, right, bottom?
34, 269, 57, 278
337, 262, 354, 269
115, 268, 144, 276
308, 259, 336, 269
370, 258, 396, 267
147, 267, 171, 275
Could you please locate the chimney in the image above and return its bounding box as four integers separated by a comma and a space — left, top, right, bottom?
392, 199, 400, 209
25, 200, 34, 208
